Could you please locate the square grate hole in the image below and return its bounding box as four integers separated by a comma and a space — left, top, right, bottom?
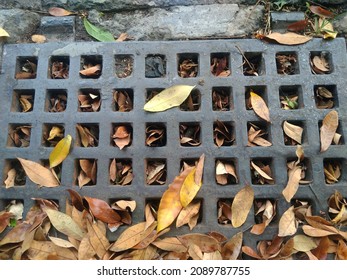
2, 159, 26, 187
115, 54, 133, 78
247, 121, 272, 147
15, 56, 37, 79
210, 53, 231, 77
314, 85, 338, 109
113, 89, 134, 112
48, 56, 69, 79
323, 158, 345, 185
214, 120, 236, 147
7, 124, 32, 148
318, 120, 344, 146
76, 124, 99, 147
276, 52, 299, 75
45, 89, 67, 113
109, 159, 133, 186
78, 89, 101, 112
74, 159, 97, 187
250, 158, 275, 185
215, 159, 238, 185
11, 89, 35, 113
243, 52, 265, 76
145, 54, 166, 78
177, 53, 199, 78
145, 159, 167, 185
180, 88, 201, 111
283, 120, 307, 146
310, 51, 333, 75
279, 85, 303, 110
80, 55, 102, 78
245, 86, 268, 110
145, 123, 167, 147
212, 87, 233, 111
253, 199, 277, 225
179, 123, 201, 147
111, 123, 133, 149
42, 124, 65, 147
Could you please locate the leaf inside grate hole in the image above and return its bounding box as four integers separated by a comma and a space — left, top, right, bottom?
327, 191, 347, 226
9, 125, 31, 147
43, 125, 64, 147
145, 125, 166, 147
76, 159, 97, 187
250, 160, 274, 185
283, 121, 303, 145
180, 124, 201, 146
310, 53, 330, 74
210, 55, 230, 77
146, 160, 167, 185
79, 59, 101, 78
115, 55, 133, 78
276, 54, 297, 75
324, 160, 341, 184
15, 60, 37, 79
109, 159, 133, 186
251, 199, 276, 235
214, 120, 235, 147
18, 95, 33, 112
112, 125, 132, 150
113, 90, 133, 112
48, 93, 67, 112
280, 94, 299, 110
215, 160, 238, 185
78, 92, 101, 112
4, 161, 26, 188
179, 90, 200, 111
315, 87, 335, 109
212, 89, 230, 111
247, 122, 271, 147
76, 124, 99, 147
217, 200, 232, 224
178, 59, 198, 78
50, 61, 69, 79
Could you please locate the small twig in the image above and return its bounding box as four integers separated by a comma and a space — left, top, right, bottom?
235, 45, 255, 73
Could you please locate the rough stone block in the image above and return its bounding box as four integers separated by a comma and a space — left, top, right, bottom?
40, 16, 76, 42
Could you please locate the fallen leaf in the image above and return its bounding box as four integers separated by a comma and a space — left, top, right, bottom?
251, 161, 273, 181
309, 5, 334, 18
287, 19, 309, 32
114, 90, 133, 112
283, 121, 303, 144
146, 161, 166, 185
178, 233, 220, 253
250, 90, 270, 122
84, 197, 121, 224
188, 243, 203, 260
278, 206, 297, 237
112, 126, 131, 150
152, 237, 187, 253
293, 234, 318, 252
260, 32, 312, 45
0, 212, 13, 233
251, 200, 276, 235
4, 168, 16, 188
144, 85, 195, 112
178, 59, 198, 78
31, 34, 46, 43
320, 110, 338, 152
79, 64, 101, 77
221, 232, 243, 260
0, 27, 10, 37
311, 236, 329, 260
49, 135, 72, 168
83, 17, 115, 42
116, 33, 129, 42
312, 55, 330, 74
282, 165, 302, 203
44, 208, 85, 241
17, 158, 59, 187
215, 160, 238, 185
48, 7, 75, 16
176, 201, 201, 229
337, 240, 347, 260
231, 185, 254, 227
109, 222, 157, 252
157, 167, 193, 232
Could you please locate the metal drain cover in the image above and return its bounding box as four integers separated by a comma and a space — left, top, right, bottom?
1, 39, 347, 248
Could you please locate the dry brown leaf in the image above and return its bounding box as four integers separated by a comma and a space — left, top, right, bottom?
250, 91, 270, 122
48, 7, 75, 16
31, 34, 46, 43
176, 201, 200, 229
260, 32, 312, 45
309, 5, 334, 18
215, 160, 238, 185
320, 110, 338, 152
278, 206, 297, 237
283, 121, 303, 144
251, 200, 276, 235
152, 237, 187, 253
231, 185, 254, 228
17, 158, 59, 187
282, 165, 302, 203
84, 197, 121, 224
337, 240, 347, 260
112, 126, 131, 150
178, 233, 220, 253
251, 161, 273, 181
293, 234, 318, 252
221, 232, 243, 260
79, 64, 101, 77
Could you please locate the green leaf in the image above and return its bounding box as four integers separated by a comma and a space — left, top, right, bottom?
83, 17, 115, 42
49, 135, 72, 168
144, 85, 195, 112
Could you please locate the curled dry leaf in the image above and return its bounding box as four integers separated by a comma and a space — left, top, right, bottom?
77, 159, 97, 187
112, 125, 131, 150
324, 160, 341, 184
15, 60, 37, 79
212, 89, 230, 111
49, 93, 67, 112
84, 197, 121, 225
258, 32, 312, 45
76, 124, 98, 147
214, 120, 234, 147
251, 200, 276, 235
247, 123, 272, 147
9, 125, 31, 147
48, 7, 75, 17
180, 124, 201, 146
114, 90, 133, 112
251, 160, 274, 184
178, 59, 198, 78
109, 159, 133, 186
283, 121, 303, 144
79, 64, 101, 77
315, 87, 334, 109
176, 200, 201, 230
50, 60, 69, 79
215, 160, 238, 185
278, 206, 297, 237
146, 161, 166, 185
250, 90, 270, 122
231, 185, 254, 228
320, 110, 338, 152
49, 134, 72, 168
144, 85, 195, 112
221, 232, 243, 260
0, 27, 10, 37
78, 92, 101, 112
210, 56, 230, 77
218, 200, 232, 225
276, 53, 298, 75
311, 53, 330, 74
19, 95, 33, 112
327, 191, 347, 225
145, 125, 165, 146
17, 158, 59, 187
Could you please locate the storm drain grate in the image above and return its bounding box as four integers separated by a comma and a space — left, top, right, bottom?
0, 39, 347, 249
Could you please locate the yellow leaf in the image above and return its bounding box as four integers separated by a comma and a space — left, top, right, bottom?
250, 91, 270, 122
180, 167, 202, 208
49, 135, 72, 168
278, 206, 297, 237
17, 158, 59, 187
0, 27, 10, 37
320, 110, 338, 152
47, 126, 64, 141
31, 34, 46, 43
293, 235, 318, 252
157, 167, 193, 232
231, 185, 254, 228
144, 85, 195, 112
